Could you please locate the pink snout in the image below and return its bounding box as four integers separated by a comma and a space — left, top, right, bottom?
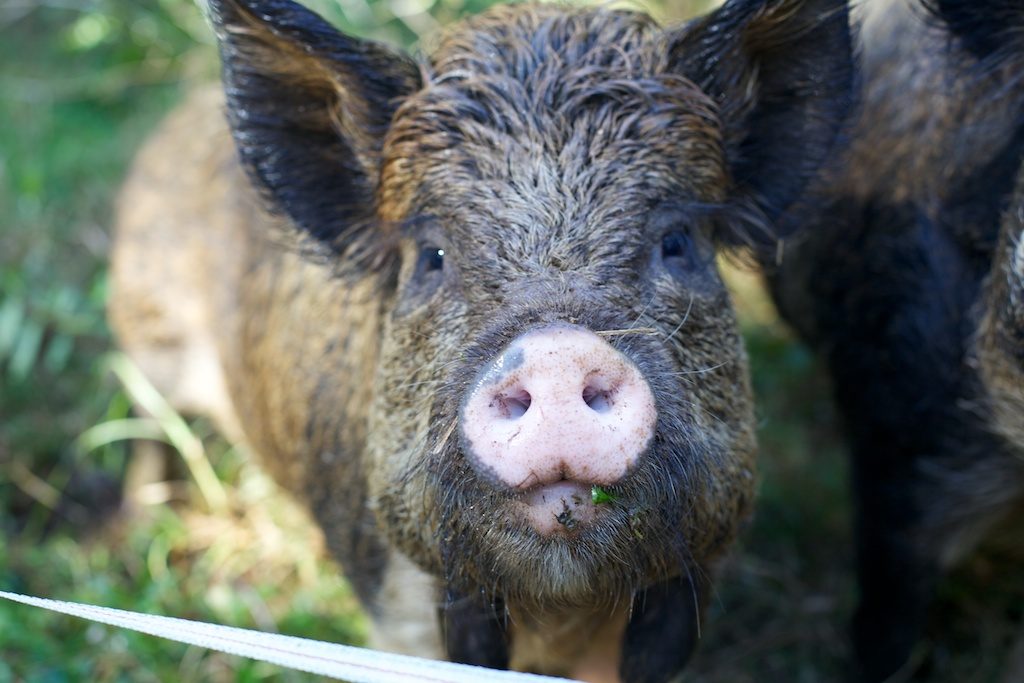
460, 325, 657, 498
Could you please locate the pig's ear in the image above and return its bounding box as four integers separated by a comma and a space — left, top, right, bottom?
667, 0, 853, 247
923, 0, 1024, 60
208, 0, 422, 260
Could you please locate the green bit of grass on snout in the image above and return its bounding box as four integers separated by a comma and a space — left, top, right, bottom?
591, 485, 619, 505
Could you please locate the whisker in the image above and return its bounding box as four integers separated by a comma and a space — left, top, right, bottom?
679, 397, 728, 429
666, 359, 733, 377
393, 378, 442, 390
596, 327, 659, 338
432, 419, 459, 455
666, 294, 695, 343
683, 563, 702, 641
628, 295, 658, 330
388, 357, 463, 392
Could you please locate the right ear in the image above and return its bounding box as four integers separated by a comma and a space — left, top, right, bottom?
666, 0, 853, 247
208, 0, 422, 261
924, 0, 1024, 61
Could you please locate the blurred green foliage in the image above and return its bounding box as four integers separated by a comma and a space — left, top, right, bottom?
0, 1, 418, 679
0, 0, 208, 528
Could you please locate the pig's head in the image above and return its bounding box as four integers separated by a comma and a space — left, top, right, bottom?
210, 0, 851, 627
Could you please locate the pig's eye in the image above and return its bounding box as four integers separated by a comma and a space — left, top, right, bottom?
660, 231, 707, 273
417, 245, 445, 273
409, 244, 446, 296
661, 232, 690, 259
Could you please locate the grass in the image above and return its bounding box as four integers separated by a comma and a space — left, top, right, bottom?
1, 1, 1021, 682
0, 2, 366, 680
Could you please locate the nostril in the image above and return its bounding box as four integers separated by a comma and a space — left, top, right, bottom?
505, 392, 532, 419
490, 389, 532, 419
582, 383, 614, 413
461, 326, 658, 494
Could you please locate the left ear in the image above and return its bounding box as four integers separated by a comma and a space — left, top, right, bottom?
208, 0, 422, 265
668, 0, 854, 245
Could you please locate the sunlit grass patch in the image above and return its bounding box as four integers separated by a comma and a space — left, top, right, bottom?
3, 394, 366, 681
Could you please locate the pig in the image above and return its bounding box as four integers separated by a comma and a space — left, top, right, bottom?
109, 0, 854, 680
979, 173, 1024, 452
768, 0, 1024, 679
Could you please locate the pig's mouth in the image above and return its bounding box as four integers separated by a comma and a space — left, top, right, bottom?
516, 480, 599, 535
426, 424, 713, 608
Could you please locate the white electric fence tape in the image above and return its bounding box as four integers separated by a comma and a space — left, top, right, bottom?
0, 591, 574, 683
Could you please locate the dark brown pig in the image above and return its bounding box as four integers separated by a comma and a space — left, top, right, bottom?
769, 0, 1024, 679
110, 1, 853, 680
979, 173, 1024, 452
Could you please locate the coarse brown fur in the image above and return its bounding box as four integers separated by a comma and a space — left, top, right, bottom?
110, 1, 853, 680
978, 176, 1024, 450
769, 0, 1024, 679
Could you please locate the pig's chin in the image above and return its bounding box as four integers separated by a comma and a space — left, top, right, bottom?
427, 438, 698, 607
465, 481, 664, 607
516, 481, 598, 535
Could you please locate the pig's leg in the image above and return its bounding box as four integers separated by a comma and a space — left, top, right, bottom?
849, 454, 939, 683
849, 418, 1022, 682
366, 550, 446, 659
620, 574, 703, 683
440, 589, 509, 669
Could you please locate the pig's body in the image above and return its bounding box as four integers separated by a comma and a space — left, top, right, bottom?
978, 171, 1024, 453
769, 0, 1024, 679
111, 1, 853, 681
111, 85, 436, 655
